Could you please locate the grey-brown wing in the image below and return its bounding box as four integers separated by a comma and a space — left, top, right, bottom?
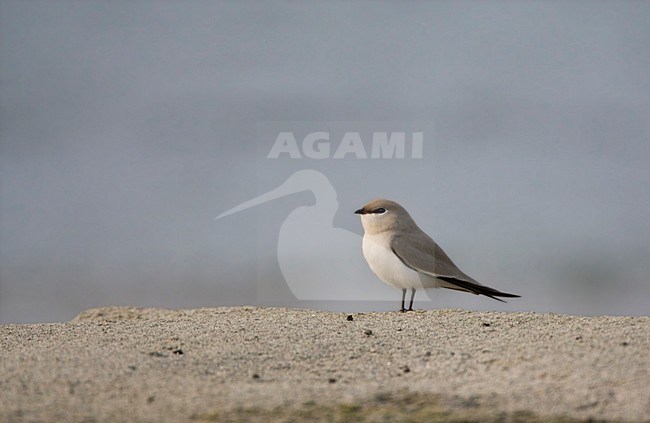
390, 233, 477, 282
390, 233, 520, 301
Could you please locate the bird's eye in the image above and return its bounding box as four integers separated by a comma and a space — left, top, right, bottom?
374, 208, 387, 214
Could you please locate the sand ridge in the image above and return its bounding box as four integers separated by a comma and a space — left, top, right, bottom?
1, 306, 648, 422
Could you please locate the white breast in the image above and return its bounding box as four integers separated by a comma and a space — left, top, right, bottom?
362, 234, 437, 290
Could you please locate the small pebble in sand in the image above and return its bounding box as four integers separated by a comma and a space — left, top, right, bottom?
347, 315, 354, 321
364, 329, 373, 336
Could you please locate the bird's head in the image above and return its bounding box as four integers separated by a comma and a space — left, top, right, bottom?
354, 199, 416, 235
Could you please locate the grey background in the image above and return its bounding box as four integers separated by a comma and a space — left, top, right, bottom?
1, 1, 648, 323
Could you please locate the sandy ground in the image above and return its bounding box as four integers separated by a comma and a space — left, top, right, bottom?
0, 306, 648, 422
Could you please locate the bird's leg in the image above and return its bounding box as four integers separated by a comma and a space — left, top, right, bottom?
408, 288, 416, 311
400, 289, 407, 312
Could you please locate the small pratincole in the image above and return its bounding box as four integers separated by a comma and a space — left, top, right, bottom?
355, 199, 520, 312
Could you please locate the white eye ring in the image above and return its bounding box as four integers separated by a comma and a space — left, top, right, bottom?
374, 208, 387, 215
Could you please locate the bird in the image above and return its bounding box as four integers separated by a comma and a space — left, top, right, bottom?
355, 199, 520, 312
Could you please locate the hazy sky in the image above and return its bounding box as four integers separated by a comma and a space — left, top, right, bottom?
1, 1, 649, 323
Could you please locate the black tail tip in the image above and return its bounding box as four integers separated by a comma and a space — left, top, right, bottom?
499, 293, 521, 298
488, 292, 520, 303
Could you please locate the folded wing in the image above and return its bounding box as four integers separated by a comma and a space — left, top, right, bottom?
391, 233, 520, 302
